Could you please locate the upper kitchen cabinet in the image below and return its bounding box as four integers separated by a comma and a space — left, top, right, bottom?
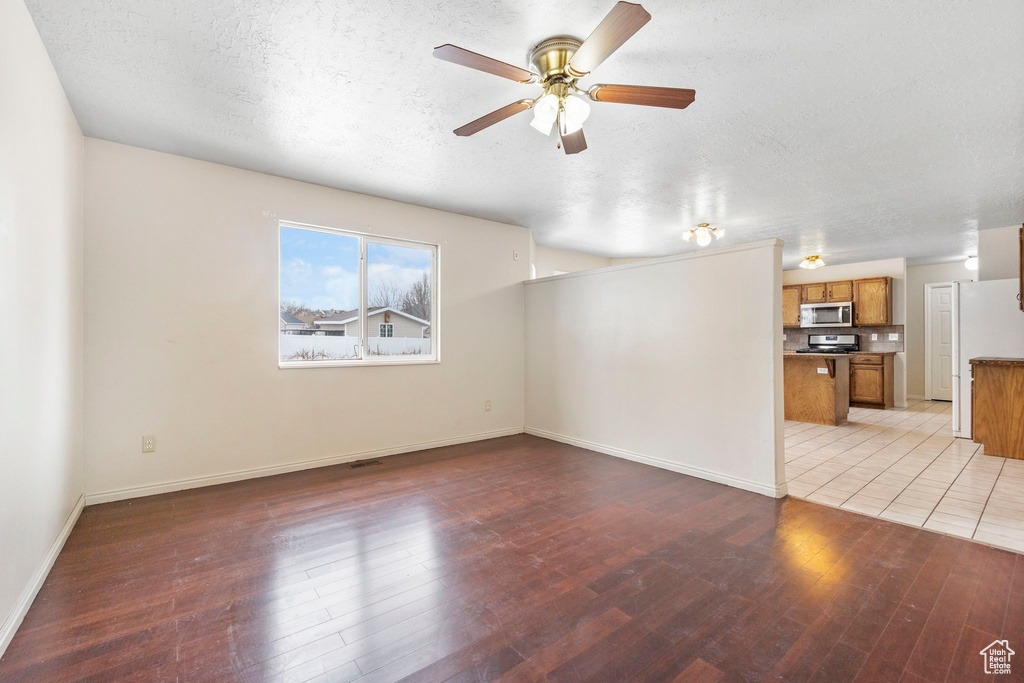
783, 286, 802, 327
827, 280, 853, 302
801, 280, 853, 304
802, 283, 828, 303
853, 276, 893, 326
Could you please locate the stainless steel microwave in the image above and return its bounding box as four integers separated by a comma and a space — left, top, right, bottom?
800, 302, 853, 327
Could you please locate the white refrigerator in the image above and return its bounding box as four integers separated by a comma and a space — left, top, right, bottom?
953, 279, 1024, 437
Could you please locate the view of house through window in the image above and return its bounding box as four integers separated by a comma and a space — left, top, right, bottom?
279, 223, 436, 365
366, 241, 432, 357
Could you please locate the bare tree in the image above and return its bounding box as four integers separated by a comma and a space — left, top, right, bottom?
280, 301, 319, 324
401, 273, 431, 321
368, 279, 404, 309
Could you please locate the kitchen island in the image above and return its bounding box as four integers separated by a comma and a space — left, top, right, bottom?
784, 353, 850, 425
970, 357, 1024, 459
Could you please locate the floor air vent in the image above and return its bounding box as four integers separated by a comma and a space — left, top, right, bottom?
348, 459, 383, 469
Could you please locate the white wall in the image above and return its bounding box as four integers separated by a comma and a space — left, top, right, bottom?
525, 240, 785, 497
0, 0, 85, 654
905, 261, 976, 398
533, 245, 611, 279
783, 257, 908, 406
84, 139, 531, 501
978, 225, 1020, 281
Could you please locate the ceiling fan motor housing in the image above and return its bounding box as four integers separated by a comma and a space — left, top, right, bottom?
529, 36, 584, 81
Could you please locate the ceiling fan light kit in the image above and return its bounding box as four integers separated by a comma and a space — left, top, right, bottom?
433, 2, 696, 155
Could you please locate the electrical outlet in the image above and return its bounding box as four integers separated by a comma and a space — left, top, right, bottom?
888, 333, 900, 341
782, 334, 787, 341
871, 334, 878, 341
512, 249, 520, 261
484, 400, 492, 412
142, 435, 156, 453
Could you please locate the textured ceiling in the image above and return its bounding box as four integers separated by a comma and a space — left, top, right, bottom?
24, 0, 1024, 267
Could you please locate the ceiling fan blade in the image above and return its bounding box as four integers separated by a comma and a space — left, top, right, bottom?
567, 2, 651, 76
589, 83, 696, 109
559, 127, 587, 155
453, 100, 533, 137
433, 44, 536, 83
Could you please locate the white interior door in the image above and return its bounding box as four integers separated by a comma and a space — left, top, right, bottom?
926, 283, 954, 401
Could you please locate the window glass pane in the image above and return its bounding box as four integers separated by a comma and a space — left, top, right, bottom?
280, 226, 361, 362
366, 241, 432, 357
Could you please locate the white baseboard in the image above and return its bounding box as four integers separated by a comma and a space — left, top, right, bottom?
85, 428, 525, 505
524, 427, 786, 498
0, 494, 85, 659
906, 394, 926, 401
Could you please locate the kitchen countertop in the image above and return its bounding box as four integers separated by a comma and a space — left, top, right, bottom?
969, 357, 1024, 366
783, 351, 896, 357
783, 353, 853, 359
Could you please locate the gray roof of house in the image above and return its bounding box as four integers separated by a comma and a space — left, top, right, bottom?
315, 306, 430, 326
280, 312, 305, 325
317, 307, 384, 323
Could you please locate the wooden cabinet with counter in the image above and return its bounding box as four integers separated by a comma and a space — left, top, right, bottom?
784, 354, 850, 425
849, 353, 894, 409
970, 357, 1024, 459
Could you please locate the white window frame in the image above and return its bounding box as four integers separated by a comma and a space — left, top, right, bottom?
278, 220, 439, 368
379, 323, 394, 338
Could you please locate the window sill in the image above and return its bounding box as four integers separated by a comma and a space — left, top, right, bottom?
279, 358, 440, 369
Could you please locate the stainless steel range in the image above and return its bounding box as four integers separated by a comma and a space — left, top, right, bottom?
796, 334, 860, 354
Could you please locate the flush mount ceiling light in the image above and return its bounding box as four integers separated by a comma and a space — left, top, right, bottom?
799, 255, 826, 269
433, 1, 696, 155
964, 256, 979, 271
683, 223, 723, 247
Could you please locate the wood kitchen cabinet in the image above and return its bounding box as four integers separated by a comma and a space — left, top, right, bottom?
802, 282, 828, 304
970, 358, 1024, 459
827, 280, 853, 302
797, 280, 856, 305
783, 285, 802, 327
784, 355, 850, 425
783, 276, 893, 326
849, 354, 894, 408
1011, 225, 1019, 311
853, 277, 893, 326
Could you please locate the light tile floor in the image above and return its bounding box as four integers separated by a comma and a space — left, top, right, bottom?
785, 399, 1024, 554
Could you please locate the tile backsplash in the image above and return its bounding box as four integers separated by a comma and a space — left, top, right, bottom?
783, 325, 905, 352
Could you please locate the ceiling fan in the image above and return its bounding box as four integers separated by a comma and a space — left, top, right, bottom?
433, 1, 695, 155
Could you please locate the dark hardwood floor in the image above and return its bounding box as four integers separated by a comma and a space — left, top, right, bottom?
1, 434, 1020, 682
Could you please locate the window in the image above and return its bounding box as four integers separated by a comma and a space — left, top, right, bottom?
279, 221, 437, 367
